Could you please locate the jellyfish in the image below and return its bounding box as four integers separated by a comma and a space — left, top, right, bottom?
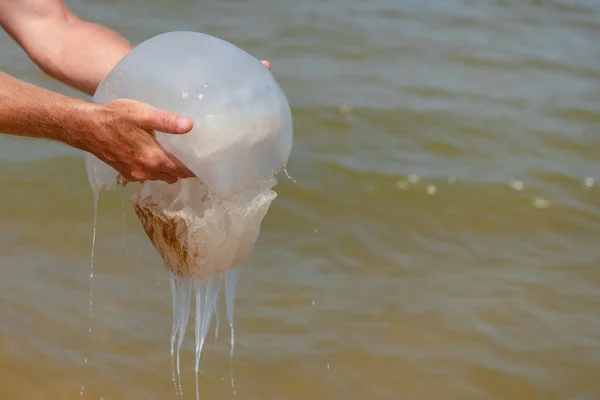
84, 31, 293, 398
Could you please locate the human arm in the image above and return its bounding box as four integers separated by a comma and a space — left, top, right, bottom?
0, 0, 193, 183
0, 0, 133, 96
0, 0, 272, 97
0, 71, 194, 182
0, 0, 272, 183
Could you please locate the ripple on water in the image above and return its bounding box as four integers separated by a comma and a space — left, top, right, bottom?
1, 0, 600, 398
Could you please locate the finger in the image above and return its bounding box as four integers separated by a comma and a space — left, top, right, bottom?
142, 107, 193, 134
156, 150, 196, 180
156, 173, 180, 184
261, 60, 271, 70
129, 170, 178, 184
166, 157, 195, 179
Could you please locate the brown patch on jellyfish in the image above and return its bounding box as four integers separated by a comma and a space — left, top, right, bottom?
161, 215, 189, 269
133, 203, 191, 279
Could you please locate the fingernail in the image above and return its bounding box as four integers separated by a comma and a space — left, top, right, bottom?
177, 118, 191, 132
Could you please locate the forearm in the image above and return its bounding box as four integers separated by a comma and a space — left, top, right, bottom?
0, 0, 133, 96
21, 17, 133, 96
0, 71, 94, 149
31, 17, 133, 96
0, 70, 195, 185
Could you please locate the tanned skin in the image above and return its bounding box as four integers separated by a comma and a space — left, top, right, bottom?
0, 0, 271, 183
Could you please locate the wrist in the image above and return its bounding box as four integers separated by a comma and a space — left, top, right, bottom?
0, 72, 107, 153
54, 99, 101, 153
71, 100, 137, 162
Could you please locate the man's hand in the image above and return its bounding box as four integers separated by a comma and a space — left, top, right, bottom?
86, 99, 195, 184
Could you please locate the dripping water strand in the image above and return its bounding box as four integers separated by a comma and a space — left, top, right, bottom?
282, 167, 296, 183
89, 192, 99, 322
214, 289, 221, 343
225, 267, 240, 395
82, 191, 99, 397
120, 186, 128, 253
170, 275, 181, 396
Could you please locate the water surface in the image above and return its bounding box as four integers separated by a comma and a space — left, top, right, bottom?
1, 0, 599, 399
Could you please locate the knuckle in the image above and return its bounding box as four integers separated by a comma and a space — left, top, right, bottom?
107, 99, 135, 114
145, 156, 162, 171
150, 111, 175, 133
130, 169, 146, 182
161, 113, 175, 132
139, 149, 162, 168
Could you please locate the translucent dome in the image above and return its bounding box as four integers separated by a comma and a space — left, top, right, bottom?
85, 30, 293, 199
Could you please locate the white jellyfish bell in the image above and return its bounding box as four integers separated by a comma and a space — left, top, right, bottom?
84, 31, 293, 397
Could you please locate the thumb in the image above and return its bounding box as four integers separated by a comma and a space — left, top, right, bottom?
261, 60, 271, 70
143, 106, 193, 134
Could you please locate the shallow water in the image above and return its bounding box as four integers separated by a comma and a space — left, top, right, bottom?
1, 0, 600, 399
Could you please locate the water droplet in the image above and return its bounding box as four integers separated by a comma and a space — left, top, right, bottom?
408, 175, 419, 184
338, 104, 352, 114
448, 175, 456, 184
313, 228, 318, 234
533, 196, 550, 209
396, 180, 408, 189
509, 180, 524, 191
312, 301, 316, 306
585, 178, 594, 188
426, 185, 437, 195
327, 363, 330, 370
283, 168, 296, 183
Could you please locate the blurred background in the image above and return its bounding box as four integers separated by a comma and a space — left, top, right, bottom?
1, 0, 599, 399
